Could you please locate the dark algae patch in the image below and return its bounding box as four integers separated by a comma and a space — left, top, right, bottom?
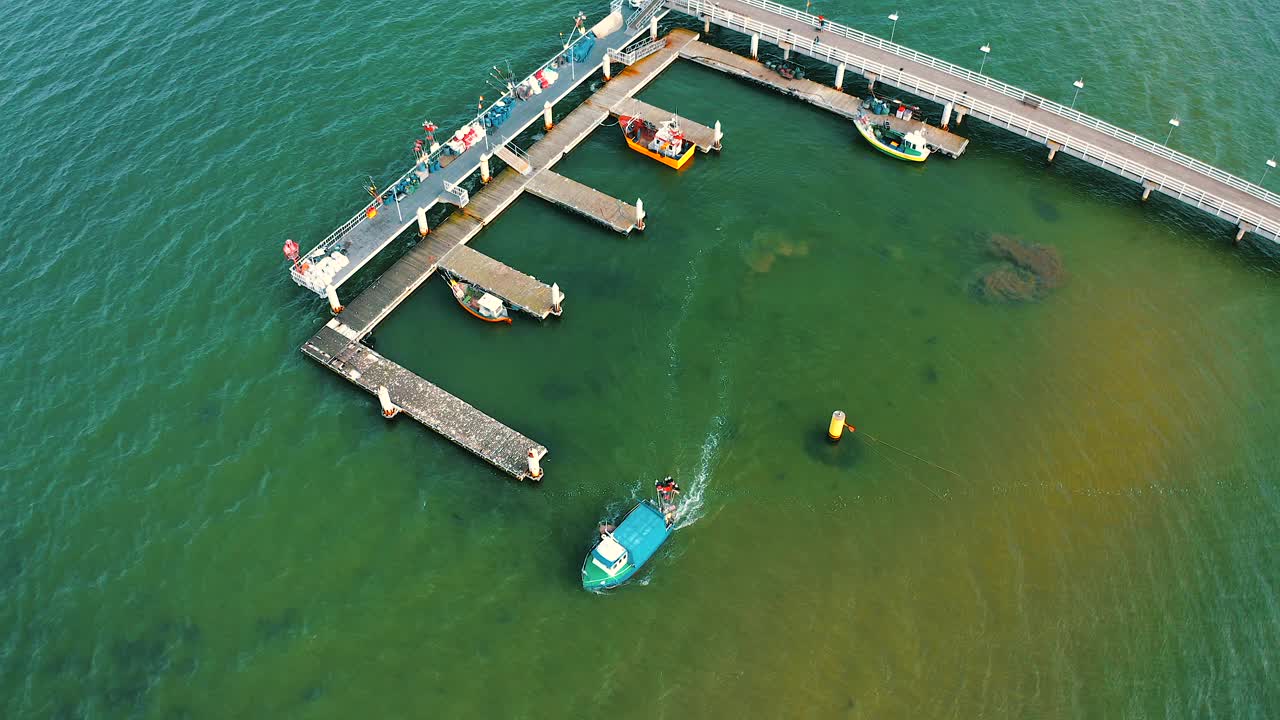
971, 233, 1067, 302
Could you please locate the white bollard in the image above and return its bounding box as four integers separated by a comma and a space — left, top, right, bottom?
783, 45, 791, 61
551, 283, 563, 314
750, 33, 759, 59
416, 205, 429, 236
326, 285, 343, 314
941, 101, 954, 129
480, 153, 491, 183
955, 107, 967, 125
834, 63, 846, 90
650, 15, 658, 41
377, 386, 400, 419
703, 16, 710, 33
543, 101, 554, 130
713, 120, 723, 149
527, 449, 544, 480
636, 198, 646, 230
603, 52, 612, 80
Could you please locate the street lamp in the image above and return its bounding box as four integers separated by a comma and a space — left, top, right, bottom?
1070, 78, 1084, 110
1164, 117, 1180, 146
978, 44, 991, 74
888, 12, 899, 43
1263, 158, 1277, 184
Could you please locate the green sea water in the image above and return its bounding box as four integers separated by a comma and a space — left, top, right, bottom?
3, 0, 1280, 718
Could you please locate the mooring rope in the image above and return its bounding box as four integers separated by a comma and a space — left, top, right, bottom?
858, 429, 961, 478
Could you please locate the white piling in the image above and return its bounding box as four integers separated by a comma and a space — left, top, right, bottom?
941, 101, 954, 129
955, 107, 967, 125
480, 153, 491, 184
650, 16, 658, 41
551, 283, 563, 314
377, 386, 400, 419
713, 120, 723, 149
703, 16, 710, 33
543, 101, 554, 130
416, 205, 429, 236
834, 63, 846, 90
325, 285, 343, 314
1047, 145, 1058, 162
527, 449, 544, 480
750, 33, 759, 59
783, 45, 791, 61
1142, 185, 1153, 202
603, 52, 612, 80
636, 198, 646, 230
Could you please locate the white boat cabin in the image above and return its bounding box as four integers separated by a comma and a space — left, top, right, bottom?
591, 534, 629, 576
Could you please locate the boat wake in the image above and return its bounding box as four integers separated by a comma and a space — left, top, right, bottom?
674, 411, 724, 530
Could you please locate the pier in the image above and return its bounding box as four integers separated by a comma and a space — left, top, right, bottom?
439, 245, 562, 320
665, 0, 1280, 242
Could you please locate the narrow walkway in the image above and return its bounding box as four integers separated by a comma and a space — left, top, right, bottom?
678, 38, 966, 157
526, 170, 642, 234
439, 245, 561, 319
669, 0, 1280, 240
302, 325, 546, 480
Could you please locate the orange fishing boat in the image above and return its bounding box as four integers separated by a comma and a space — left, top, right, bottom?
446, 275, 511, 324
618, 115, 696, 169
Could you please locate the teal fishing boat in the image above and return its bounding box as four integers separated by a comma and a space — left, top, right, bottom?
581, 478, 680, 590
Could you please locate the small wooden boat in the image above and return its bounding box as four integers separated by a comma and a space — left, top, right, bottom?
582, 478, 681, 590
446, 275, 511, 323
854, 110, 931, 163
619, 115, 696, 170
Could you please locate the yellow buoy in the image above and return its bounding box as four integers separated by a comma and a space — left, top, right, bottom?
828, 410, 846, 442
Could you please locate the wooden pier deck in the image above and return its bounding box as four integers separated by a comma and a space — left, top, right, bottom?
609, 97, 722, 151
302, 324, 546, 480
668, 0, 1280, 241
526, 170, 642, 233
439, 245, 562, 319
678, 38, 967, 157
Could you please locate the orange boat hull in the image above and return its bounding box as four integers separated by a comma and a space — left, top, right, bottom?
623, 135, 696, 170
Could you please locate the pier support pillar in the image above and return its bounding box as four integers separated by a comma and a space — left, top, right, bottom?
650, 16, 658, 41
834, 63, 846, 90
1235, 224, 1250, 244
543, 101, 554, 131
603, 52, 612, 81
783, 45, 791, 61
704, 16, 711, 33
1141, 180, 1155, 202
416, 205, 429, 236
941, 101, 953, 129
636, 198, 646, 230
527, 448, 544, 480
750, 33, 760, 59
866, 72, 878, 91
713, 120, 723, 149
377, 386, 400, 419
326, 285, 344, 314
1046, 141, 1061, 163
954, 106, 968, 125
480, 153, 491, 184
551, 283, 564, 315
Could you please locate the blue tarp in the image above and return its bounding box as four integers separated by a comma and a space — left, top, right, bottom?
568, 32, 596, 63
613, 502, 670, 568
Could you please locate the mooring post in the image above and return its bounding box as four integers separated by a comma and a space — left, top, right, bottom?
480, 152, 491, 184
551, 283, 563, 314
650, 15, 658, 41
866, 72, 878, 91
834, 62, 846, 90
527, 448, 544, 480
603, 52, 612, 81
713, 120, 723, 149
377, 386, 400, 419
941, 101, 954, 129
827, 410, 847, 442
703, 15, 710, 33
416, 205, 429, 236
636, 198, 646, 230
750, 33, 760, 59
326, 285, 343, 314
1141, 180, 1155, 202
543, 101, 554, 130
955, 106, 968, 125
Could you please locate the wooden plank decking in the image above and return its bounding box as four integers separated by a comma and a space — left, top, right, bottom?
677, 38, 967, 157
438, 244, 561, 319
526, 170, 642, 234
302, 325, 546, 480
669, 0, 1280, 240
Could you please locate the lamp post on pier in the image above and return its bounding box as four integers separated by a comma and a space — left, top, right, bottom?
1263, 158, 1277, 184
887, 12, 899, 43
1164, 117, 1180, 146
978, 43, 991, 75
1070, 78, 1084, 110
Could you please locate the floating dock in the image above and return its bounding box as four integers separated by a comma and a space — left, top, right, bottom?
439, 245, 562, 319
526, 170, 643, 233
609, 97, 722, 151
667, 0, 1280, 241
677, 38, 965, 157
